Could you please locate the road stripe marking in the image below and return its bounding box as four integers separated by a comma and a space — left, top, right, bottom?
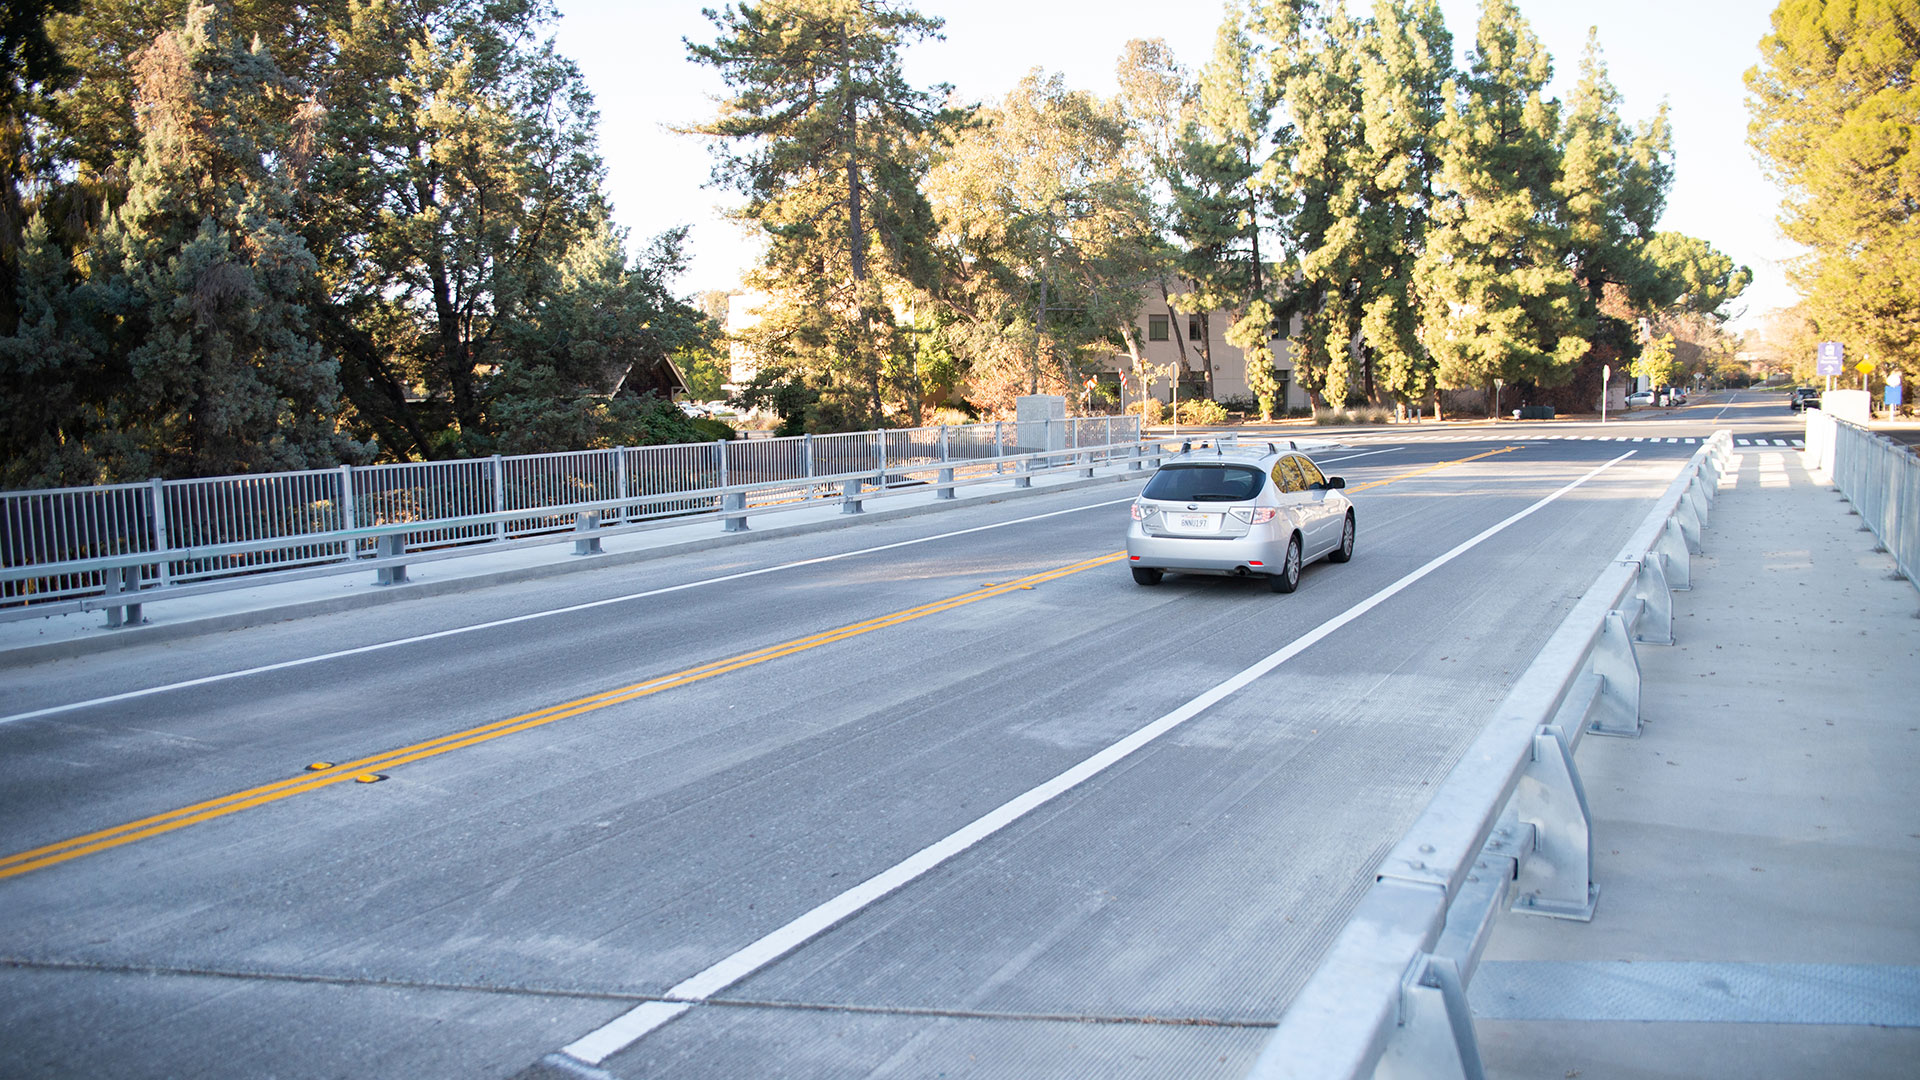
0, 445, 1518, 880
554, 449, 1639, 1067
1345, 446, 1521, 493
0, 554, 1123, 880
0, 498, 1143, 728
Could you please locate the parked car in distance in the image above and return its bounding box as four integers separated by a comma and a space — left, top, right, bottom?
1126, 443, 1354, 594
1790, 386, 1821, 411
1625, 389, 1655, 407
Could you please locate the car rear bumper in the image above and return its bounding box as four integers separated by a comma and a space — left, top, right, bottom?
1126, 529, 1291, 574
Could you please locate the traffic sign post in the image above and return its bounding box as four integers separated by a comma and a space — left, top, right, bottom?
1601, 364, 1610, 423
1817, 341, 1844, 387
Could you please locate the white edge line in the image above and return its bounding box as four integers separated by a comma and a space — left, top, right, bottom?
556, 448, 1640, 1066
1, 497, 1142, 727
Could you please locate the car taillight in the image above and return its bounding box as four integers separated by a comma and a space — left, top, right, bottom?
1231, 507, 1279, 524
1131, 503, 1147, 520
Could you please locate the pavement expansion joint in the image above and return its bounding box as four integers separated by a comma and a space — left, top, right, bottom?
0, 954, 650, 1004
696, 994, 1278, 1029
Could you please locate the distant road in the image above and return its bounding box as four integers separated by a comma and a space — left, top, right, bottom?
0, 403, 1803, 1080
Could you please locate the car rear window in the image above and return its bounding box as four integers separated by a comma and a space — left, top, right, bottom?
1143, 464, 1267, 502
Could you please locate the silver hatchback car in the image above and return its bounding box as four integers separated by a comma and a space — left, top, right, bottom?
1126, 444, 1355, 593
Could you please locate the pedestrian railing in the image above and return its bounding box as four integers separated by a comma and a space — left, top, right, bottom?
1803, 410, 1918, 591
0, 417, 1143, 627
1244, 431, 1734, 1080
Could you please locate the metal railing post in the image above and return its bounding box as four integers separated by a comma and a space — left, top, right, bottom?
723, 492, 748, 532
995, 421, 1004, 474
491, 455, 506, 541
615, 447, 630, 522
876, 431, 887, 489
804, 433, 814, 479
148, 477, 171, 586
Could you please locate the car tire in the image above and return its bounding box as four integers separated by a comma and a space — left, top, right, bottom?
1269, 534, 1302, 593
1327, 511, 1355, 563
1131, 566, 1163, 586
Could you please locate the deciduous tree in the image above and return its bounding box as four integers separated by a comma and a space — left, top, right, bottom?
1749, 0, 1919, 371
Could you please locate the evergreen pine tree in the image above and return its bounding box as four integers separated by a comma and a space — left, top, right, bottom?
1415, 0, 1586, 414
89, 1, 362, 478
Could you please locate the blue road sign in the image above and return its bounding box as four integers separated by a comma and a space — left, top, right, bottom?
1817, 341, 1844, 376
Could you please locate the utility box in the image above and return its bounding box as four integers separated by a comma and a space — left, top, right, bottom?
1015, 395, 1067, 453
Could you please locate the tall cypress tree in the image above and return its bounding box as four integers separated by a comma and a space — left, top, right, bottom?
1352, 0, 1450, 412
1171, 2, 1270, 403
1415, 0, 1586, 413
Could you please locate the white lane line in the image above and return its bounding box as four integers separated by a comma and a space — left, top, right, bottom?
1315, 447, 1404, 464
1, 497, 1141, 727
554, 449, 1641, 1068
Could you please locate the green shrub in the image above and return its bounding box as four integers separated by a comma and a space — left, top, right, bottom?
689, 417, 737, 442
1313, 406, 1392, 426
1175, 398, 1228, 426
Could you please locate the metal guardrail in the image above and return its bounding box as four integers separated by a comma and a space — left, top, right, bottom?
0, 417, 1147, 627
1803, 411, 1918, 591
1245, 430, 1735, 1080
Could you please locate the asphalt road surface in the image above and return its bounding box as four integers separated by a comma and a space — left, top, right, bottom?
0, 394, 1807, 1079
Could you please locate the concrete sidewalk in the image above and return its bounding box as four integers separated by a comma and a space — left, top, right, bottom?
0, 462, 1146, 669
1473, 445, 1920, 1078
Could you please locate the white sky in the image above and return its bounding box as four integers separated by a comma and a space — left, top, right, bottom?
550, 0, 1792, 330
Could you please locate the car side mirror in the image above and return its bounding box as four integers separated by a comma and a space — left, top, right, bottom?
1324, 476, 1345, 489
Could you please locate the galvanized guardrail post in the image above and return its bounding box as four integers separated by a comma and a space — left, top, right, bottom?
104, 564, 143, 628
573, 511, 605, 553
375, 533, 409, 585
1245, 431, 1735, 1080
490, 455, 507, 541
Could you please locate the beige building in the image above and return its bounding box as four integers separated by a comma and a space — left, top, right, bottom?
1106, 290, 1308, 413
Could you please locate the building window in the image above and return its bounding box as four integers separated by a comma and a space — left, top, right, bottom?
1148, 314, 1169, 342
1188, 315, 1203, 342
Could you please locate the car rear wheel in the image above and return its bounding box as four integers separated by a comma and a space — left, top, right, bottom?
1269, 534, 1302, 593
1131, 566, 1163, 586
1327, 511, 1355, 563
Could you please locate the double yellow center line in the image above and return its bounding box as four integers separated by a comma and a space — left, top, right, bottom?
3, 444, 1526, 881
0, 553, 1124, 881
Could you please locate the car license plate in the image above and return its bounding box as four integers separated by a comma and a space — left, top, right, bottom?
1176, 513, 1217, 532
